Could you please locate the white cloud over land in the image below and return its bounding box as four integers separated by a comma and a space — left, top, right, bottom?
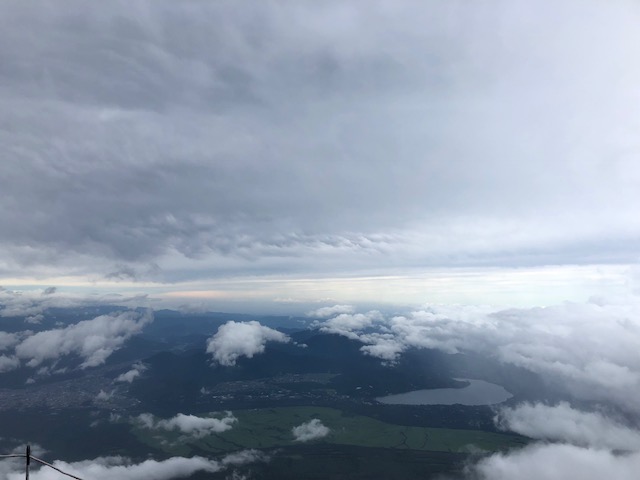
465, 397, 640, 480
470, 444, 640, 480
0, 451, 266, 480
115, 362, 147, 383
496, 402, 640, 451
206, 321, 289, 366
136, 412, 237, 438
0, 309, 152, 373
292, 419, 330, 442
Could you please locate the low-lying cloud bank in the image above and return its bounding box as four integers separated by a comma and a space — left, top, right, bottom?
316, 301, 640, 414
0, 309, 152, 373
316, 300, 640, 479
136, 412, 237, 438
0, 450, 266, 480
496, 402, 640, 451
206, 321, 290, 366
0, 287, 149, 319
469, 443, 640, 480
292, 419, 330, 442
463, 401, 640, 479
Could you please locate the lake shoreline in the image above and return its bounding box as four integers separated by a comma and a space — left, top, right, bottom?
376, 379, 513, 406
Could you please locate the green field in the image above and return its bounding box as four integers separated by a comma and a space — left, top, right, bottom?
132, 406, 526, 456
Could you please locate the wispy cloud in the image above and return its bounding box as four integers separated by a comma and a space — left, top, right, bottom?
0, 288, 149, 318
114, 361, 147, 383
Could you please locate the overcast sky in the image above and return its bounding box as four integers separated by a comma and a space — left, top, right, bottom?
1, 0, 640, 310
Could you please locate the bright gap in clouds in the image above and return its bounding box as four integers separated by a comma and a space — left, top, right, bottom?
157, 263, 630, 312
0, 263, 631, 314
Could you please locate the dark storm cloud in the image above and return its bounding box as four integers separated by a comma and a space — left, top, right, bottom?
1, 0, 640, 281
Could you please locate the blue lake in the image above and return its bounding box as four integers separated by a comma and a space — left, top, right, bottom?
376, 379, 513, 406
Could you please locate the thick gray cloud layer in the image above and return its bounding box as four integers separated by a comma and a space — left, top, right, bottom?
1, 0, 639, 283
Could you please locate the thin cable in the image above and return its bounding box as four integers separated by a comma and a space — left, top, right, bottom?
0, 453, 85, 480
30, 456, 85, 480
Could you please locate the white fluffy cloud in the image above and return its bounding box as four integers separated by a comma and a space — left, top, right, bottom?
497, 402, 640, 451
0, 451, 265, 480
115, 362, 147, 383
468, 401, 640, 480
470, 444, 640, 480
13, 309, 152, 369
136, 412, 237, 438
0, 309, 152, 374
292, 419, 330, 442
206, 321, 290, 366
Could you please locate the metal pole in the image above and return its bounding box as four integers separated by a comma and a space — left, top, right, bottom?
25, 445, 30, 480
